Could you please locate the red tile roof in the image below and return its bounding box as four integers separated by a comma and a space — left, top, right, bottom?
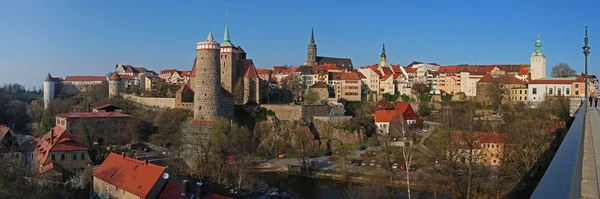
94, 153, 166, 198
312, 64, 331, 74
479, 132, 505, 143
327, 64, 341, 71
0, 125, 10, 141
382, 74, 393, 80
403, 67, 417, 73
238, 59, 258, 78
477, 74, 527, 84
92, 104, 120, 110
190, 58, 198, 77
64, 76, 107, 82
273, 66, 288, 73
374, 109, 401, 122
34, 126, 88, 169
518, 65, 529, 76
340, 72, 361, 80
382, 67, 393, 74
177, 84, 194, 94
56, 112, 132, 118
256, 69, 272, 75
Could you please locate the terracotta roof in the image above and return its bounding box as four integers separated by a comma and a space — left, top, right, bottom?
273, 66, 288, 73
44, 73, 53, 81
238, 59, 259, 78
382, 67, 393, 74
93, 153, 166, 198
64, 76, 107, 82
0, 125, 10, 141
180, 71, 191, 77
391, 65, 403, 74
362, 65, 383, 77
382, 74, 393, 80
529, 78, 575, 84
312, 64, 331, 74
340, 72, 361, 80
34, 126, 88, 169
93, 104, 121, 110
477, 74, 527, 84
161, 69, 178, 74
311, 81, 328, 88
518, 65, 529, 76
327, 64, 341, 71
394, 102, 411, 113
256, 69, 272, 75
374, 109, 401, 122
374, 100, 394, 110
56, 112, 132, 118
404, 67, 417, 73
479, 132, 505, 143
330, 73, 342, 80
190, 57, 198, 77
574, 73, 588, 82
109, 73, 121, 81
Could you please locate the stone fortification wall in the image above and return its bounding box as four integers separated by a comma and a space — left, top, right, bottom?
122, 94, 175, 108
261, 104, 345, 122
312, 116, 365, 146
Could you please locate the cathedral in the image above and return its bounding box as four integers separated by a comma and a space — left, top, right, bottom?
303, 28, 354, 71
175, 21, 261, 121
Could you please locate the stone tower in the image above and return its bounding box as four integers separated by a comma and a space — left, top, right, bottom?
380, 42, 387, 67
108, 73, 121, 99
43, 73, 56, 110
305, 28, 318, 66
220, 20, 238, 94
530, 34, 546, 80
194, 31, 222, 121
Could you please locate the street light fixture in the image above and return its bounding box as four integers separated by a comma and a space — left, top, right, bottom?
583, 26, 591, 101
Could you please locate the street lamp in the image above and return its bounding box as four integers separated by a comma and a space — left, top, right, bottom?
583, 26, 591, 101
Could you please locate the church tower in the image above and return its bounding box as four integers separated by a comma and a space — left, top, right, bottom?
380, 42, 387, 67
530, 34, 546, 80
220, 19, 238, 94
194, 32, 222, 121
305, 28, 318, 66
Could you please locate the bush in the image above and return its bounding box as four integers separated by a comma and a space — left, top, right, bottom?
401, 94, 410, 102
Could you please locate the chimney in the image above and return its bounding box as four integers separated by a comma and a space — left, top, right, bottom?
181, 180, 188, 196
121, 152, 126, 158
195, 182, 203, 199
144, 160, 149, 165
50, 129, 54, 144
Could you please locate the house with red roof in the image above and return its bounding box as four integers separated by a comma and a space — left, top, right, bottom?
93, 152, 232, 199
452, 132, 504, 166
31, 126, 91, 181
572, 73, 599, 98
528, 77, 577, 102
92, 104, 123, 113
55, 111, 132, 145
373, 100, 417, 134
0, 125, 23, 162
476, 73, 529, 104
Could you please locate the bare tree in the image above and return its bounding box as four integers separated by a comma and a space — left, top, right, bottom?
389, 116, 416, 199
551, 62, 576, 77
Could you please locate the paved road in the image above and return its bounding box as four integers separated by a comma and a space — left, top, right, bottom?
583, 106, 600, 198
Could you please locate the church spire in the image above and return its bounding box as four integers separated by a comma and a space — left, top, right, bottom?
310, 27, 315, 44
380, 42, 387, 66
222, 14, 234, 46
532, 33, 544, 56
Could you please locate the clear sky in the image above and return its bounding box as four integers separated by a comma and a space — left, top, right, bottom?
0, 0, 598, 88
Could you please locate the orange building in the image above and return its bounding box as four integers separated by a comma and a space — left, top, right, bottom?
32, 126, 91, 181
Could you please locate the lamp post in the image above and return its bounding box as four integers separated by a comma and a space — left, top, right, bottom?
583, 26, 590, 102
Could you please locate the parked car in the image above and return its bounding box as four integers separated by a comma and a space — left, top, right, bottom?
354, 160, 363, 166
392, 163, 399, 169
328, 156, 337, 161
348, 160, 354, 164
369, 160, 376, 166
359, 146, 366, 150
361, 161, 366, 166
400, 165, 407, 170
143, 147, 152, 152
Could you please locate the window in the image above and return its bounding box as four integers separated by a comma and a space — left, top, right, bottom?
558, 88, 562, 96
576, 91, 580, 95
532, 88, 537, 94
73, 153, 77, 160
60, 154, 65, 161
519, 90, 522, 94
51, 154, 55, 161
576, 84, 579, 88
567, 88, 570, 95
81, 153, 85, 160
549, 88, 553, 95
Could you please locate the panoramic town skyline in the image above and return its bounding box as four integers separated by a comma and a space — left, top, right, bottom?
1, 0, 598, 87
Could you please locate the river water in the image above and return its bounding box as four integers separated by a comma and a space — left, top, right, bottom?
255, 172, 436, 199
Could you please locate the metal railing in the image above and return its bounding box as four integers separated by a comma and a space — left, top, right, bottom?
530, 102, 587, 198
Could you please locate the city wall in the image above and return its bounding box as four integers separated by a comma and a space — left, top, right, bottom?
261, 104, 345, 122
122, 94, 176, 108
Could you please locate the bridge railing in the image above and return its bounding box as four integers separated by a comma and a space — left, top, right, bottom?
530, 102, 587, 199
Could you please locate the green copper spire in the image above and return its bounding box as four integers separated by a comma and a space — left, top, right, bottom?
532, 33, 544, 56
222, 14, 234, 47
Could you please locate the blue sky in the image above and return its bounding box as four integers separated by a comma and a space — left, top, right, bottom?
0, 0, 598, 88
